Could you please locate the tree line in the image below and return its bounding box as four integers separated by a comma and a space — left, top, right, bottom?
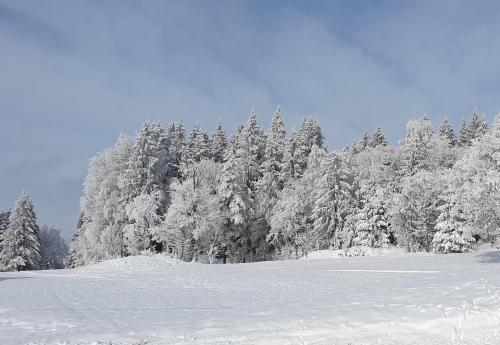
63, 106, 499, 267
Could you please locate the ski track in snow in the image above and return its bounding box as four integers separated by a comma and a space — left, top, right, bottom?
1, 252, 500, 345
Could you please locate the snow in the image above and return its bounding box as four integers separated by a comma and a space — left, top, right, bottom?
1, 252, 500, 345
303, 246, 408, 259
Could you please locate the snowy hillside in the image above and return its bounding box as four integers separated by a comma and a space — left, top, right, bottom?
1, 252, 500, 345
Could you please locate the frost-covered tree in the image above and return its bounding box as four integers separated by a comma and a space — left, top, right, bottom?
359, 132, 370, 151
184, 123, 210, 168
438, 117, 456, 146
283, 116, 324, 180
0, 209, 10, 255
458, 118, 470, 146
120, 122, 171, 253
351, 189, 390, 248
218, 113, 268, 262
432, 185, 474, 254
166, 120, 186, 179
72, 133, 134, 264
120, 121, 170, 205
124, 191, 164, 255
311, 151, 353, 249
268, 145, 326, 258
449, 114, 500, 243
370, 128, 388, 147
39, 225, 68, 269
155, 160, 223, 263
468, 108, 488, 143
392, 171, 445, 252
398, 116, 437, 176
257, 107, 286, 222
0, 192, 41, 271
209, 120, 227, 163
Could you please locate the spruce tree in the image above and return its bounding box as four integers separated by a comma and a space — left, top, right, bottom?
458, 118, 470, 146
311, 152, 353, 249
468, 108, 487, 142
166, 120, 186, 179
0, 209, 10, 255
258, 107, 286, 222
370, 128, 388, 147
359, 132, 370, 150
185, 122, 210, 167
351, 189, 390, 248
283, 116, 324, 180
0, 192, 41, 271
121, 122, 170, 254
432, 189, 473, 254
209, 120, 227, 163
438, 117, 456, 146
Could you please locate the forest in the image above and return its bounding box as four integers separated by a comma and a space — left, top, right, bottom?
1, 107, 499, 270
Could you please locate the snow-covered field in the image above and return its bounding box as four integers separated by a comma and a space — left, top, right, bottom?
1, 251, 500, 345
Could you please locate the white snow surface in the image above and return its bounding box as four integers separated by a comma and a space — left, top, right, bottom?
1, 251, 500, 345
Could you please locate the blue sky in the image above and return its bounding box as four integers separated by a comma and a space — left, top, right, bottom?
1, 0, 500, 238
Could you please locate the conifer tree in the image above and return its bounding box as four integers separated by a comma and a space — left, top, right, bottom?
283, 116, 324, 180
398, 116, 438, 176
0, 192, 41, 271
351, 189, 390, 248
458, 118, 470, 146
432, 188, 473, 253
209, 120, 227, 163
311, 152, 353, 249
258, 107, 286, 222
185, 122, 210, 168
119, 122, 171, 254
0, 209, 10, 255
468, 108, 487, 142
438, 117, 456, 146
359, 132, 370, 150
166, 120, 186, 179
370, 128, 388, 147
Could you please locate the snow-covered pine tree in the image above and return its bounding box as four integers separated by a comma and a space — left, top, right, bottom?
370, 128, 388, 147
450, 114, 500, 243
218, 128, 249, 262
351, 189, 390, 248
218, 113, 268, 262
0, 209, 10, 256
432, 186, 473, 253
311, 151, 353, 249
184, 122, 210, 169
268, 145, 326, 258
468, 108, 488, 142
0, 192, 41, 271
120, 122, 171, 254
209, 120, 227, 163
283, 116, 324, 180
121, 122, 170, 202
438, 117, 456, 146
458, 118, 470, 146
257, 106, 286, 223
166, 120, 186, 179
359, 132, 370, 151
398, 116, 441, 176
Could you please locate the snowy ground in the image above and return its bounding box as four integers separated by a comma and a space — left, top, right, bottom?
1, 251, 500, 345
